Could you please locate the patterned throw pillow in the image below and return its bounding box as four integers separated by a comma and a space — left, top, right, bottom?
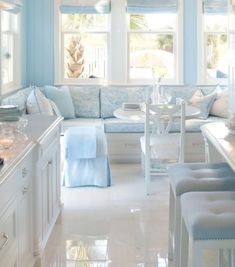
210, 90, 229, 118
189, 89, 216, 119
26, 87, 54, 115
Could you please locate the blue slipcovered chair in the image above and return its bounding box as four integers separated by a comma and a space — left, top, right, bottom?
62, 126, 111, 187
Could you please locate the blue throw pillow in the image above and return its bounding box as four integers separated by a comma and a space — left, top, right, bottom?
189, 89, 216, 119
44, 85, 75, 119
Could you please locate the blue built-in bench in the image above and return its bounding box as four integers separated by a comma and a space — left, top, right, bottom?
1, 84, 228, 163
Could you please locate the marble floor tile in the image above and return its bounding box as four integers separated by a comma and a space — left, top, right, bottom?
37, 164, 217, 267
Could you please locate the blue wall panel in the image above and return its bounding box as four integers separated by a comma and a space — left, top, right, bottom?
26, 0, 54, 86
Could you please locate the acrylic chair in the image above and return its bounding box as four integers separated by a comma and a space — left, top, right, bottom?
140, 101, 186, 195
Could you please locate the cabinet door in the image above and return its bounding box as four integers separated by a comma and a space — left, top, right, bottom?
50, 142, 61, 220
41, 159, 50, 240
16, 151, 34, 267
0, 198, 18, 267
18, 182, 34, 267
41, 139, 61, 241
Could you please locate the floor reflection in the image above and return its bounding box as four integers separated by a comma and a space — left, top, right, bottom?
66, 236, 108, 263
36, 164, 172, 267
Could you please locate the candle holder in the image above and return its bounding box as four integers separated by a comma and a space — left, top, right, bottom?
0, 117, 28, 150
0, 128, 14, 149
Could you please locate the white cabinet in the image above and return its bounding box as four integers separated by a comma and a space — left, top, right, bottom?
0, 115, 63, 266
0, 145, 35, 267
33, 121, 62, 255
18, 151, 34, 267
0, 197, 18, 267
40, 138, 60, 244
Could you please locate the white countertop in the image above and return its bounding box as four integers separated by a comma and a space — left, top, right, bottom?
0, 115, 63, 185
201, 121, 235, 171
23, 114, 63, 142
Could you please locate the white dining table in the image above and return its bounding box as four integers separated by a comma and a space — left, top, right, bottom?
113, 105, 200, 122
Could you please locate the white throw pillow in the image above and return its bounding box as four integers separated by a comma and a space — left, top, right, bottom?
49, 99, 61, 116
189, 89, 216, 119
27, 88, 54, 115
210, 90, 229, 118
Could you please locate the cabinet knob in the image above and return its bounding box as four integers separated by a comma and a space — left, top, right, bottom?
48, 160, 52, 165
0, 233, 8, 250
22, 186, 29, 194
22, 168, 28, 178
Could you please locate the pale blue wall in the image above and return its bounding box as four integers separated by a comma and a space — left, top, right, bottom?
21, 0, 27, 87
183, 0, 198, 85
26, 0, 54, 86
25, 0, 199, 86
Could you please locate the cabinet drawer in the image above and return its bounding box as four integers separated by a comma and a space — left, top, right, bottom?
0, 199, 17, 259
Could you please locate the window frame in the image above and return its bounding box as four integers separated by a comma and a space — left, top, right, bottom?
55, 2, 110, 85
0, 10, 21, 95
197, 0, 228, 85
54, 0, 183, 85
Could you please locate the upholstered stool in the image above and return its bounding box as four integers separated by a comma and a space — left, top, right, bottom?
180, 191, 235, 267
168, 162, 235, 266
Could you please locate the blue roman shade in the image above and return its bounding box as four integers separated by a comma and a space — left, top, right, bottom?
203, 0, 228, 14
0, 0, 22, 13
126, 0, 178, 13
60, 0, 111, 14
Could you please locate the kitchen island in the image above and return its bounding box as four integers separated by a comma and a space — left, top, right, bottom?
0, 115, 63, 267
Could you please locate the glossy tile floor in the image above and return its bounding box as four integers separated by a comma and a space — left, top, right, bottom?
37, 164, 217, 267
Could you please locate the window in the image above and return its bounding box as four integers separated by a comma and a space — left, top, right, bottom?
58, 0, 110, 83
61, 13, 108, 82
56, 0, 182, 84
128, 13, 177, 82
199, 0, 228, 84
1, 9, 21, 94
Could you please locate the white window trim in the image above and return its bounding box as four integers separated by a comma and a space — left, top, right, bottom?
197, 0, 228, 85
54, 0, 110, 85
54, 0, 183, 85
0, 11, 21, 95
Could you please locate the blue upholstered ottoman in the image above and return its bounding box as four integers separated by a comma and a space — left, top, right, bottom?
180, 191, 235, 267
168, 162, 235, 267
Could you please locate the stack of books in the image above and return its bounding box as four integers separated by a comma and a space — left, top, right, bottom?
0, 105, 22, 121
122, 103, 141, 111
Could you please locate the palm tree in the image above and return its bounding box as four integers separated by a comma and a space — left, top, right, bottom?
64, 14, 94, 78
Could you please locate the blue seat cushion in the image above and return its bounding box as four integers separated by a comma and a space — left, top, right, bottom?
182, 116, 225, 132
181, 191, 235, 240
104, 118, 144, 133
170, 116, 226, 133
104, 116, 226, 133
169, 162, 235, 196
